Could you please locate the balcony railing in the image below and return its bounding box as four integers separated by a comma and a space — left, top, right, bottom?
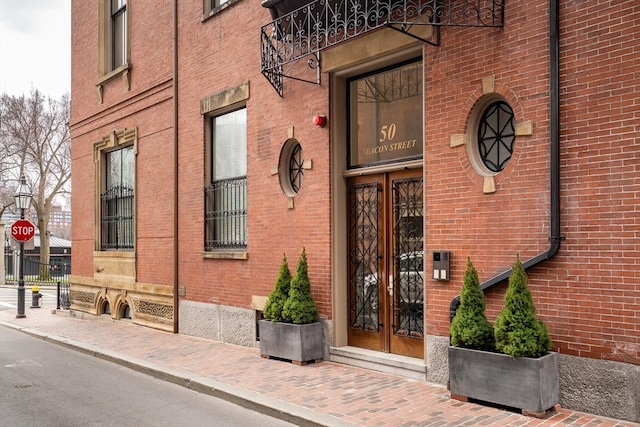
261, 0, 505, 96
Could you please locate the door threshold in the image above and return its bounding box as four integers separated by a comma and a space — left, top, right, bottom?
329, 346, 427, 380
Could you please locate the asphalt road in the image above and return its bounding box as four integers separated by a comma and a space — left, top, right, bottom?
0, 326, 297, 427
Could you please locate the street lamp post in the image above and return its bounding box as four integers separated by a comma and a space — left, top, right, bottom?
14, 176, 32, 319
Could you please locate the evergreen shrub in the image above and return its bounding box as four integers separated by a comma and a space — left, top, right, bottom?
450, 257, 495, 350
263, 254, 291, 322
494, 254, 552, 358
282, 248, 319, 324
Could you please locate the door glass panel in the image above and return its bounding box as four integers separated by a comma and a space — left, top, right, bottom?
392, 177, 424, 338
349, 182, 380, 332
348, 60, 423, 169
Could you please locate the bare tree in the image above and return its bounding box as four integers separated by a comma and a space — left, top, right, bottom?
0, 89, 71, 275
0, 100, 21, 216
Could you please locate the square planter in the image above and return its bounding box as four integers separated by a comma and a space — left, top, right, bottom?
259, 319, 323, 365
448, 346, 559, 413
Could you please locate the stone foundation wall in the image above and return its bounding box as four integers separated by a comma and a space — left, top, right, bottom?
559, 353, 639, 423
69, 276, 174, 332
179, 300, 332, 359
179, 300, 256, 347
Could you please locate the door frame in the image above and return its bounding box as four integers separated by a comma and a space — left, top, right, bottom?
346, 169, 424, 358
327, 41, 425, 358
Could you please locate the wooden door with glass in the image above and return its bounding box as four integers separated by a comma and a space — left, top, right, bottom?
347, 169, 424, 358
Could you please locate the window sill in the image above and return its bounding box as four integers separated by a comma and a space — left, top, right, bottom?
202, 250, 248, 260
97, 63, 130, 86
96, 63, 131, 103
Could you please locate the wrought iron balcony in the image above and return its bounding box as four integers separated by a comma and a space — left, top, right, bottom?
261, 0, 505, 96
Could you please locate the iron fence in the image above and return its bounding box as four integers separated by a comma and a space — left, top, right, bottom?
4, 251, 71, 309
57, 281, 70, 310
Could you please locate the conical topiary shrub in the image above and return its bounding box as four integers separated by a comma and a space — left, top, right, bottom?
494, 254, 552, 358
282, 248, 318, 324
263, 254, 292, 322
450, 257, 495, 350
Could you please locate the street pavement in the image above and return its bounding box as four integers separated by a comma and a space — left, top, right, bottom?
0, 302, 637, 427
0, 285, 59, 309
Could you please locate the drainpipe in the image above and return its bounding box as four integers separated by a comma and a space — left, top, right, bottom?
172, 0, 179, 333
449, 0, 562, 321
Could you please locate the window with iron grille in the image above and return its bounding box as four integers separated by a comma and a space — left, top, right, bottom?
111, 0, 127, 70
205, 108, 247, 250
477, 100, 515, 173
100, 146, 134, 250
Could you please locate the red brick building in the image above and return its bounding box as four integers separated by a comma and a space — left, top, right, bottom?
70, 0, 639, 421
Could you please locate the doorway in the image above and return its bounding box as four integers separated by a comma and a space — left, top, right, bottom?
347, 168, 424, 358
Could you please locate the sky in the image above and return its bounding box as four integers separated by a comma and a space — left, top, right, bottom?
0, 0, 71, 100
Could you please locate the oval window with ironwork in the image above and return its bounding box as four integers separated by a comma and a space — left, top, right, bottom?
279, 139, 303, 196
477, 101, 515, 173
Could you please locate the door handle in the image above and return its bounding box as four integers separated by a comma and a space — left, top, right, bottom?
388, 274, 393, 298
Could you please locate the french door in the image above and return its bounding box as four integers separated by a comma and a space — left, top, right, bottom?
347, 169, 424, 358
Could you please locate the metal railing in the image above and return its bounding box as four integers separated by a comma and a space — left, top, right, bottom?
57, 281, 70, 310
204, 177, 248, 250
261, 0, 505, 95
4, 252, 71, 309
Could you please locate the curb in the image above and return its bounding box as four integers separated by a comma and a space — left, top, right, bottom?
0, 319, 359, 427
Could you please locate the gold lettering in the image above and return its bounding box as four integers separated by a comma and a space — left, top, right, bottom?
387, 139, 418, 151
364, 139, 418, 158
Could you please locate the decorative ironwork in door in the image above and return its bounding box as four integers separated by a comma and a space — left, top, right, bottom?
348, 171, 424, 357
349, 181, 381, 334
389, 176, 424, 357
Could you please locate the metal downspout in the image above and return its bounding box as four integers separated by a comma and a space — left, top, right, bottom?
172, 0, 179, 333
449, 0, 562, 321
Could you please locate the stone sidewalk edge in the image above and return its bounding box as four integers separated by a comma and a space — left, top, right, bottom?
0, 319, 360, 427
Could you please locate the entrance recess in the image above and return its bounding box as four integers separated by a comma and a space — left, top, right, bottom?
348, 169, 424, 358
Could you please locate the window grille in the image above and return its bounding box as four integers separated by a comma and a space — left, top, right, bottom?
100, 184, 134, 250
477, 100, 515, 172
205, 177, 247, 250
289, 142, 303, 193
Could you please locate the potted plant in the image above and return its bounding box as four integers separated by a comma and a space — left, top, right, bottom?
449, 255, 560, 416
263, 254, 291, 323
449, 257, 494, 350
260, 248, 323, 364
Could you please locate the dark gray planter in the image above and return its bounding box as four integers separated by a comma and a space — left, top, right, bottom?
259, 319, 323, 364
448, 346, 559, 413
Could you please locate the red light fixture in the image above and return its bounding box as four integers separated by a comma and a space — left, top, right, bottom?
313, 115, 327, 128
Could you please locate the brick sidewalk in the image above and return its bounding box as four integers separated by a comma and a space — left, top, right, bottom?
0, 304, 637, 427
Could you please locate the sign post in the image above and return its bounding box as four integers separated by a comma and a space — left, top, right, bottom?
13, 175, 33, 319
11, 218, 36, 319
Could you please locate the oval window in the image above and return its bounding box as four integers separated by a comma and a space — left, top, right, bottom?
279, 139, 304, 196
477, 101, 515, 173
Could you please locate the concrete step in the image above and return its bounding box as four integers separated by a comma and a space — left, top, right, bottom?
329, 346, 427, 380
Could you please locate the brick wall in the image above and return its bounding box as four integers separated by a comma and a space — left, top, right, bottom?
175, 1, 332, 316
70, 0, 639, 364
70, 0, 175, 283
424, 0, 639, 364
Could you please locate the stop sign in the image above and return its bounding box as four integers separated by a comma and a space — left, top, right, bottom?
11, 219, 36, 242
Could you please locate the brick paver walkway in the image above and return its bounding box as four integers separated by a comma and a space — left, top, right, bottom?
1, 302, 637, 427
